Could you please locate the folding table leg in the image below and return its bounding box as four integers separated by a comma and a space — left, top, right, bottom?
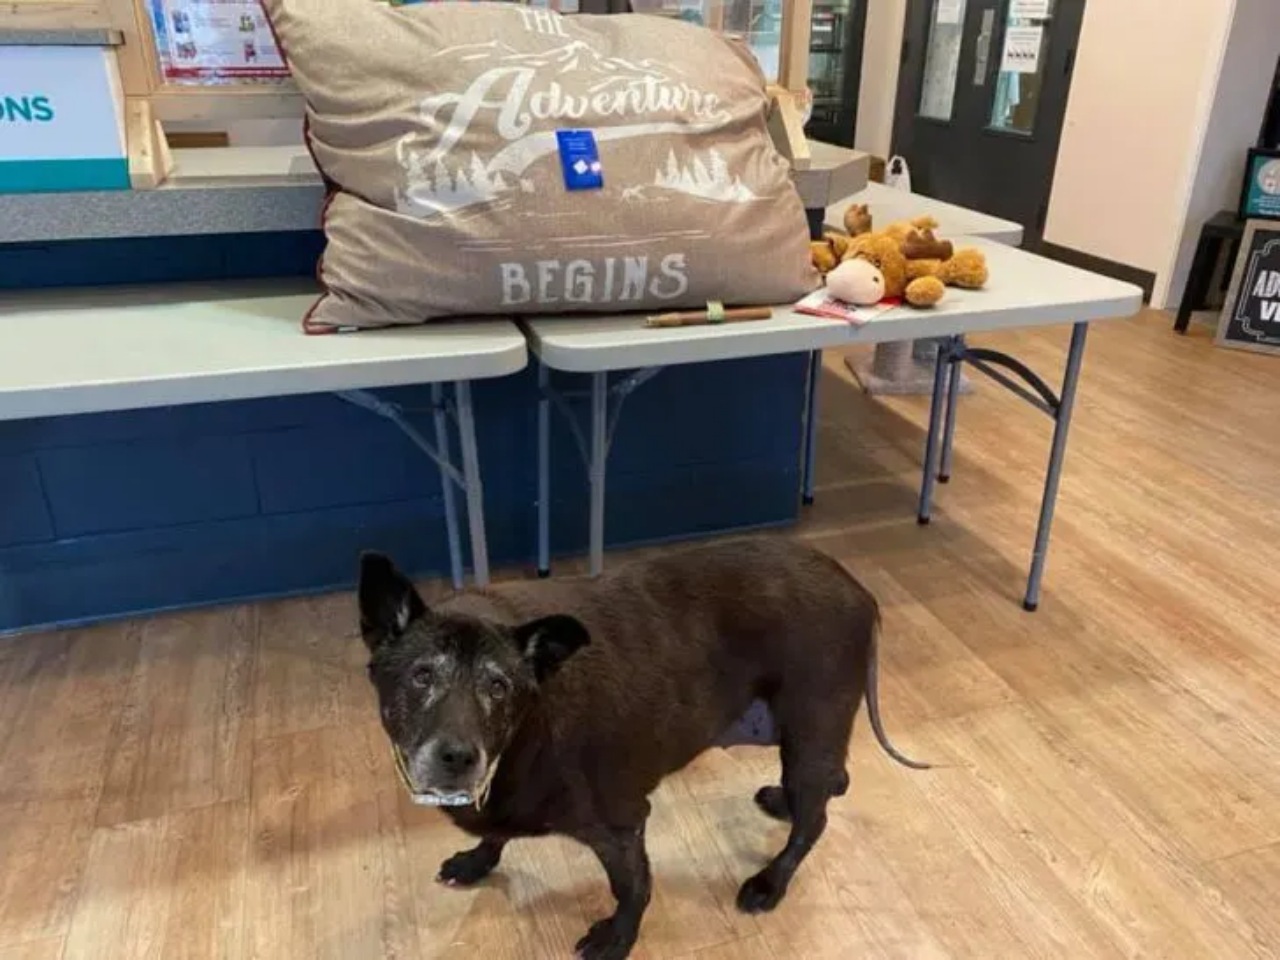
336, 386, 480, 589
800, 349, 821, 506
938, 336, 964, 483
801, 205, 826, 505
431, 383, 465, 590
537, 362, 551, 578
916, 344, 951, 525
588, 371, 608, 577
1023, 322, 1089, 611
454, 380, 490, 587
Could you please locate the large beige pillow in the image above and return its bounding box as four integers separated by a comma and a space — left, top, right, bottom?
262, 1, 819, 330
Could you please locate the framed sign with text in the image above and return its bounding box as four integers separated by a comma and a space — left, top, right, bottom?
1216, 218, 1280, 355
1238, 147, 1280, 221
0, 45, 130, 193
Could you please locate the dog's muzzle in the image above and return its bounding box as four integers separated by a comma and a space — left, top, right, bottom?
390, 742, 500, 810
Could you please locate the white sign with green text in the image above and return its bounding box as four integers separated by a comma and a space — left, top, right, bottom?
0, 45, 129, 193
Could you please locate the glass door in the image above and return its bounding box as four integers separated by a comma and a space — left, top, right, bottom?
891, 0, 1085, 245
987, 0, 1056, 135
805, 0, 866, 146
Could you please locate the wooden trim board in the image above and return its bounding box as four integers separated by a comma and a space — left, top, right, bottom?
777, 0, 813, 93
0, 1, 111, 30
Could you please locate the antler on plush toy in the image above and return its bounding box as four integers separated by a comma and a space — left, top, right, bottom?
902, 228, 954, 262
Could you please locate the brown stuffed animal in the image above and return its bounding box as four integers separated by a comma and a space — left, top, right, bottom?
905, 257, 941, 281
842, 203, 873, 237
807, 219, 989, 310
843, 233, 945, 308
891, 217, 988, 293
904, 275, 946, 307
826, 232, 852, 260
809, 239, 839, 275
936, 247, 989, 289
883, 215, 939, 245
809, 231, 855, 274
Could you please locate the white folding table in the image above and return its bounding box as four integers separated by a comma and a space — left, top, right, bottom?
826, 181, 1024, 245
523, 238, 1143, 610
0, 279, 528, 587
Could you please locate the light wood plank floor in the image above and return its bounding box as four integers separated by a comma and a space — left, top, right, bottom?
2, 311, 1278, 959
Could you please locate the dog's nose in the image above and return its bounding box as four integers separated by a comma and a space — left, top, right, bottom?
436, 738, 480, 777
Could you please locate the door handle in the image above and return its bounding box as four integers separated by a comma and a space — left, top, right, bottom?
973, 8, 996, 86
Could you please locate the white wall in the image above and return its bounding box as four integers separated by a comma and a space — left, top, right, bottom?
854, 0, 906, 158
1042, 0, 1234, 298
1160, 0, 1280, 308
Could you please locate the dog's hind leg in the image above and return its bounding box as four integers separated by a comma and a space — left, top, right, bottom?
740, 674, 858, 914
752, 785, 791, 821
753, 768, 849, 822
738, 742, 835, 913
438, 837, 507, 887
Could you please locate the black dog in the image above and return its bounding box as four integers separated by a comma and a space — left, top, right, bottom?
358, 537, 926, 960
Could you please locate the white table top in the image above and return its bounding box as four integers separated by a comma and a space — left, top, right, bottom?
826, 182, 1024, 246
0, 280, 527, 421
522, 238, 1142, 373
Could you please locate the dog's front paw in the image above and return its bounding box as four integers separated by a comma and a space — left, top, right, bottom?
736, 870, 786, 914
575, 916, 636, 960
437, 846, 500, 887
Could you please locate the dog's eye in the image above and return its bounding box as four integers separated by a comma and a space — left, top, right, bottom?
485, 677, 509, 701
410, 665, 434, 689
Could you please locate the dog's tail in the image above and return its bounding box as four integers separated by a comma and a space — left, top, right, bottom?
865, 609, 932, 770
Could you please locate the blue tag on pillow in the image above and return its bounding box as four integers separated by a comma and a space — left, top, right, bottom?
556, 129, 604, 191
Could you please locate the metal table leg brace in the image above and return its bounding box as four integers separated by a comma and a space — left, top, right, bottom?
536, 361, 665, 577
916, 322, 1090, 611
337, 383, 491, 590
800, 350, 822, 506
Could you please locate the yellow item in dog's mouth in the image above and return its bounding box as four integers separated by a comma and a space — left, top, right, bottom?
390, 743, 470, 808
390, 742, 500, 811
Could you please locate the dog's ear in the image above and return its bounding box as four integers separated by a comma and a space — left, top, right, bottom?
512, 615, 590, 682
358, 552, 427, 652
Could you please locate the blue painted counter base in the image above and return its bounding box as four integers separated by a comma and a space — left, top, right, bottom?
0, 232, 808, 633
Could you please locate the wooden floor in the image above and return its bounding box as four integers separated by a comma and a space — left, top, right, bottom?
2, 311, 1278, 959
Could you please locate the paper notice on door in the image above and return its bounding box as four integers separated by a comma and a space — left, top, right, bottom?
1000, 25, 1044, 74
936, 0, 964, 25
1010, 0, 1050, 18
